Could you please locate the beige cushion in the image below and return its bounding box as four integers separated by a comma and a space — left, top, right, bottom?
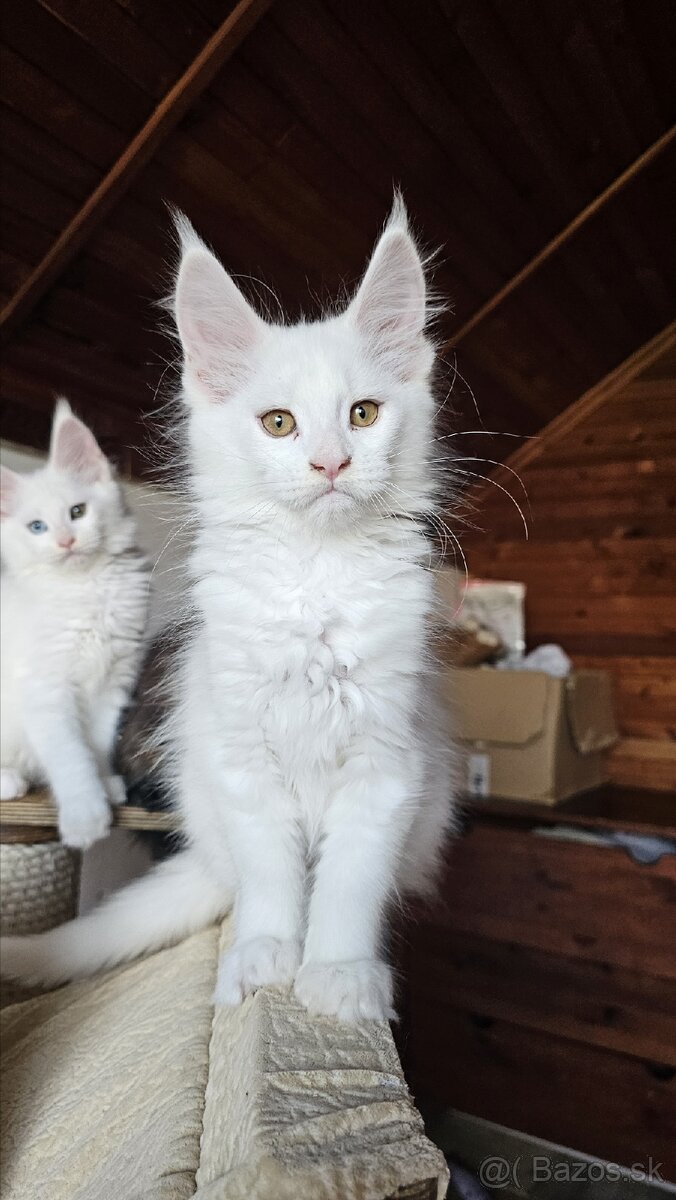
1, 921, 447, 1199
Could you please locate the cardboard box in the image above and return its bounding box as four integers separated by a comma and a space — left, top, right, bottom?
445, 668, 618, 804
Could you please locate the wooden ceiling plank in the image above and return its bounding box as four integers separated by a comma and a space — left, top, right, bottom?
167, 99, 367, 268
212, 59, 385, 236
247, 18, 484, 315
444, 127, 676, 351
494, 3, 672, 335
115, 0, 216, 68
327, 0, 619, 386
326, 0, 543, 263
0, 0, 276, 344
0, 104, 101, 205
0, 360, 142, 427
603, 161, 676, 324
570, 0, 665, 149
621, 1, 676, 127
447, 0, 675, 342
445, 0, 588, 212
544, 0, 642, 169
275, 0, 526, 285
154, 136, 341, 274
0, 248, 31, 296
388, 0, 564, 231
0, 158, 77, 234
384, 0, 652, 361
4, 1, 149, 132
38, 0, 178, 99
492, 0, 614, 192
0, 205, 55, 265
6, 322, 153, 401
0, 44, 124, 169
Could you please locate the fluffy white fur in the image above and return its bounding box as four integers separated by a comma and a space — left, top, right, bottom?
0, 401, 149, 847
1, 202, 455, 1021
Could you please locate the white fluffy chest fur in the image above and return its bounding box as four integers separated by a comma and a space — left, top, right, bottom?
2, 554, 148, 693
181, 522, 433, 821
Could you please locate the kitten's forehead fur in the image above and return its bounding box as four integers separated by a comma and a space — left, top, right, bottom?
0, 399, 134, 572
172, 198, 439, 532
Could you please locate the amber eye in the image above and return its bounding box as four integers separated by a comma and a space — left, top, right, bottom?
260, 410, 296, 437
350, 400, 379, 428
70, 503, 87, 520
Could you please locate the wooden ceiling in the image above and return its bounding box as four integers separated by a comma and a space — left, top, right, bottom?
1, 0, 675, 474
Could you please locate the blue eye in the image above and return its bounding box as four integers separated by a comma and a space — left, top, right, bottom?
28, 520, 48, 535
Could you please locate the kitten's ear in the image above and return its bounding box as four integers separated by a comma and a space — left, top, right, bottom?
349, 197, 428, 375
49, 399, 111, 483
173, 217, 263, 404
0, 465, 21, 518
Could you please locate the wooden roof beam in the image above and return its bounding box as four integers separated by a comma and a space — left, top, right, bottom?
0, 0, 275, 344
478, 319, 676, 481
444, 126, 676, 351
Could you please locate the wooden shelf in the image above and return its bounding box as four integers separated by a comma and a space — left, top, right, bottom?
3, 787, 673, 840
0, 791, 179, 835
467, 785, 676, 839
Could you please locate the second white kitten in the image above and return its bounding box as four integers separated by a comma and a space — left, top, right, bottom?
0, 401, 149, 848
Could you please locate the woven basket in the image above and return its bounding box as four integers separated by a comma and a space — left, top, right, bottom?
0, 841, 80, 1007
0, 841, 80, 937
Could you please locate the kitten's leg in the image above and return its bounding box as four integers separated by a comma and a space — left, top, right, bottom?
23, 686, 111, 849
89, 689, 128, 805
214, 803, 305, 1006
295, 770, 412, 1022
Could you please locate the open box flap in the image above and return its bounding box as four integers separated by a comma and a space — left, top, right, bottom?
565, 669, 619, 754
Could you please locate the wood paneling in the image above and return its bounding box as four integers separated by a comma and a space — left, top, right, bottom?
400, 799, 676, 1173
408, 1003, 676, 1172
431, 823, 676, 979
463, 330, 676, 791
412, 926, 676, 1063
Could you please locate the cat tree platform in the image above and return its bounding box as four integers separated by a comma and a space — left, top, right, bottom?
0, 795, 448, 1200
0, 790, 178, 838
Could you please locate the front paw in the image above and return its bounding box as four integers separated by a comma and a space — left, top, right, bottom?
0, 768, 29, 800
104, 774, 127, 806
58, 790, 111, 850
294, 959, 395, 1022
214, 936, 301, 1007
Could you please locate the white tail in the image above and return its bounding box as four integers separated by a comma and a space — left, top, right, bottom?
0, 849, 231, 988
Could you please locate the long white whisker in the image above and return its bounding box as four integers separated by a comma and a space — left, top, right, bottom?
436, 430, 538, 442
453, 456, 532, 507
454, 467, 529, 540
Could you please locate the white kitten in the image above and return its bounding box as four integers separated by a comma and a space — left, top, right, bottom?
0, 202, 455, 1020
0, 401, 149, 848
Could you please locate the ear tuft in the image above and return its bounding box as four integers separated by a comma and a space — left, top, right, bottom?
0, 464, 21, 519
49, 399, 110, 483
173, 221, 263, 404
349, 195, 428, 373
171, 210, 203, 258
384, 189, 411, 235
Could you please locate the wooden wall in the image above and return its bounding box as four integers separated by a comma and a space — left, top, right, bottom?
462, 325, 676, 792
402, 811, 676, 1171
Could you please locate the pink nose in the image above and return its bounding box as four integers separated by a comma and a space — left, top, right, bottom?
58, 536, 75, 550
310, 457, 351, 483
